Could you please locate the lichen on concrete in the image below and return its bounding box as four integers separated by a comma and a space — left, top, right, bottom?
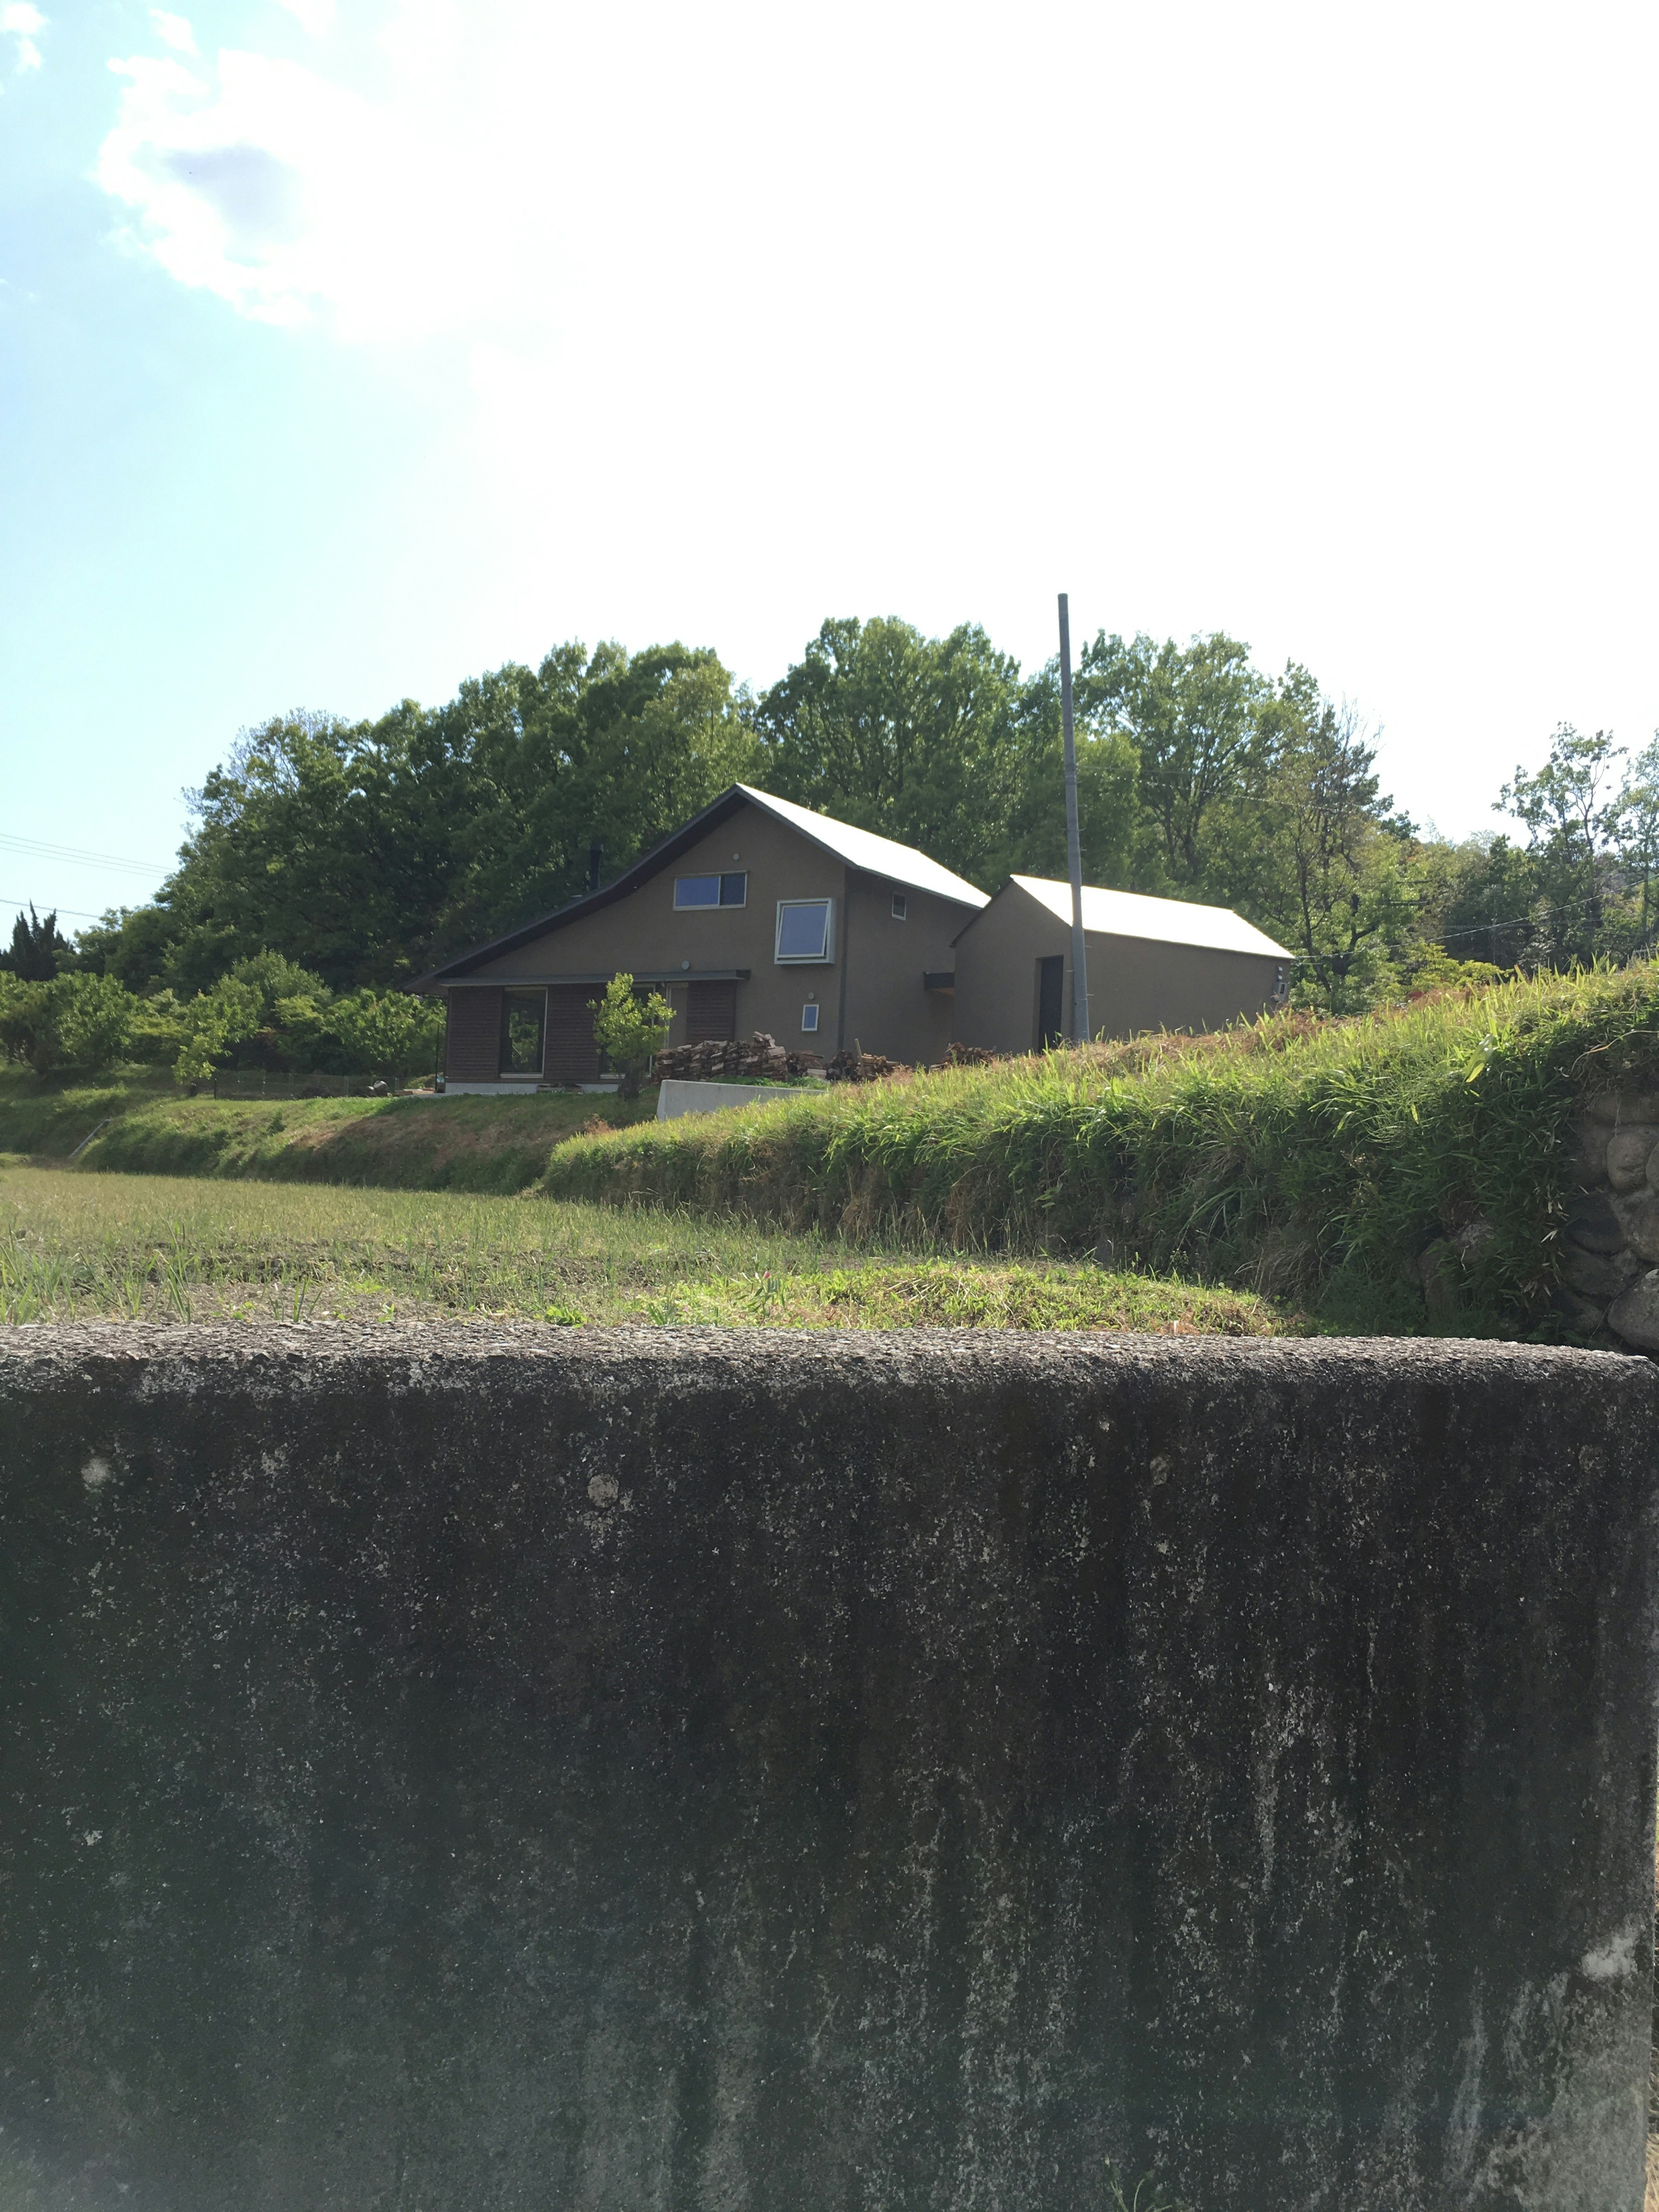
0, 1324, 1654, 2210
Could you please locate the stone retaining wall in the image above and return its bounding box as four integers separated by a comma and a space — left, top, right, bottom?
1560, 1090, 1659, 1348
0, 1325, 1655, 2212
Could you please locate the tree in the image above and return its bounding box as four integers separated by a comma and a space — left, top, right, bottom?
1074, 632, 1272, 898
0, 972, 135, 1075
3, 905, 68, 980
1496, 724, 1624, 967
750, 618, 1024, 885
1252, 679, 1417, 1012
588, 974, 673, 1099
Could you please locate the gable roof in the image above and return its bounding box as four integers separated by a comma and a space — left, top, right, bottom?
413, 784, 988, 983
969, 874, 1293, 960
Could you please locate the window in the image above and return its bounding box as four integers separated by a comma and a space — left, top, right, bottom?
675, 872, 747, 909
775, 898, 833, 962
499, 988, 546, 1077
891, 891, 907, 921
800, 1003, 820, 1033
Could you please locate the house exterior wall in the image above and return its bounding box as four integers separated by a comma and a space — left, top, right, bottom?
839, 871, 960, 1065
953, 883, 1284, 1053
440, 802, 971, 1075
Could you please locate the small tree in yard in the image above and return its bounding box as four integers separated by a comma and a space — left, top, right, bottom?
0, 972, 134, 1075
589, 973, 672, 1098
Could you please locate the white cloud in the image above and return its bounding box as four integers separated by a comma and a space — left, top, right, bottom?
2, 3, 45, 73
272, 0, 335, 33
149, 11, 197, 57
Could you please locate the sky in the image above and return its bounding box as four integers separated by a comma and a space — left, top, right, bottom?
3, 0, 1656, 931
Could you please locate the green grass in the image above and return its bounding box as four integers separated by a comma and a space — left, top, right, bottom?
545, 963, 1659, 1338
0, 1065, 655, 1195
0, 1163, 1289, 1335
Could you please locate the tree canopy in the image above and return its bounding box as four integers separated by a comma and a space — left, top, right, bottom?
39, 617, 1659, 1034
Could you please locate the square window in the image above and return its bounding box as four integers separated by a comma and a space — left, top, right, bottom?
891, 891, 907, 920
775, 898, 833, 962
801, 1003, 820, 1033
719, 873, 747, 906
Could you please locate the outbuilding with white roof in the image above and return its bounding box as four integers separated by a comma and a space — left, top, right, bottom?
951, 873, 1293, 1053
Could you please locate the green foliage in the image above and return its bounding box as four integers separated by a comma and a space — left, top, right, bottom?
329, 989, 445, 1084
0, 972, 137, 1075
547, 962, 1659, 1338
588, 973, 673, 1098
2, 904, 69, 981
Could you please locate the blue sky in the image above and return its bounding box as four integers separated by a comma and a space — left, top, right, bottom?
3, 0, 1656, 932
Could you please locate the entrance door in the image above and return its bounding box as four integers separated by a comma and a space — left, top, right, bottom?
1036, 956, 1065, 1049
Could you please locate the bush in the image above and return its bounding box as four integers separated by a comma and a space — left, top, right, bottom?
330, 989, 445, 1085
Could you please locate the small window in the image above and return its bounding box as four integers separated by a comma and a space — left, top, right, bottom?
775, 898, 833, 963
675, 872, 747, 909
800, 1003, 820, 1033
499, 988, 545, 1077
891, 891, 907, 921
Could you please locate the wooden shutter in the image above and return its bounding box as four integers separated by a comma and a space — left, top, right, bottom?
445, 989, 502, 1082
545, 984, 601, 1084
686, 980, 737, 1043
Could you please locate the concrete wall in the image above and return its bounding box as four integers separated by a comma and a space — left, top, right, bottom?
0, 1325, 1654, 2212
953, 882, 1284, 1052
450, 803, 967, 1064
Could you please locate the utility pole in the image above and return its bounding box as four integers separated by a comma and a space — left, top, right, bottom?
1058, 592, 1090, 1044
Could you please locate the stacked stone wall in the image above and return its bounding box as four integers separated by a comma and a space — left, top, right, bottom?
1562, 1090, 1659, 1349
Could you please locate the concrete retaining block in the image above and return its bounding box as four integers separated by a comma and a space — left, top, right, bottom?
0, 1324, 1655, 2212
656, 1076, 806, 1118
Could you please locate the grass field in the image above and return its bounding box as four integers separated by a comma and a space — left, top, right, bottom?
547, 964, 1659, 1338
0, 1066, 655, 1194
0, 1162, 1288, 1335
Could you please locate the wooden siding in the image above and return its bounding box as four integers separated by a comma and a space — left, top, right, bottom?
545, 985, 601, 1085
686, 980, 737, 1042
445, 989, 502, 1082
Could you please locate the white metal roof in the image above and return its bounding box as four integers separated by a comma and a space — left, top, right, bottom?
1006, 874, 1293, 959
736, 786, 990, 909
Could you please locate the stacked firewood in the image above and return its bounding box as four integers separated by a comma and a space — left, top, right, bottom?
653, 1033, 825, 1084
825, 1048, 900, 1084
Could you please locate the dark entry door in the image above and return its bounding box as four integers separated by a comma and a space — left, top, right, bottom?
686, 980, 737, 1042
1036, 956, 1065, 1049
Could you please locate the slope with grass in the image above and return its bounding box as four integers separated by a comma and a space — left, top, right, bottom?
0, 1164, 1283, 1337
546, 966, 1659, 1337
0, 1068, 655, 1195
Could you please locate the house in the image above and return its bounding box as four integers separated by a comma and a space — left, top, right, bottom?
951, 875, 1292, 1053
417, 785, 990, 1090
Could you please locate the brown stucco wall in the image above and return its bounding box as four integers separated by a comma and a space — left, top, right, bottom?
448, 802, 973, 1064
839, 871, 960, 1064
953, 882, 1284, 1052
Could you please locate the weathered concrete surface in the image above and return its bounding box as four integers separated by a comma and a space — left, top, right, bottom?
0, 1325, 1654, 2212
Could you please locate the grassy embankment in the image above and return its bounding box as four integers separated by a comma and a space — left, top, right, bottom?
0, 1163, 1281, 1334
547, 964, 1659, 1338
0, 1066, 654, 1195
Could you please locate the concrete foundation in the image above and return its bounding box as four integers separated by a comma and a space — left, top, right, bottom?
0, 1325, 1654, 2212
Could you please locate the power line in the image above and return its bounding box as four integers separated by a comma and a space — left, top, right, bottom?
0, 894, 108, 922
0, 832, 168, 876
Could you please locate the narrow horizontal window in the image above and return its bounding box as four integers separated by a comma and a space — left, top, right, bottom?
800, 1003, 820, 1033
891, 892, 907, 920
675, 872, 747, 908
775, 898, 833, 963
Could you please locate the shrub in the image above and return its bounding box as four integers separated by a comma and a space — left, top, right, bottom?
589, 974, 673, 1099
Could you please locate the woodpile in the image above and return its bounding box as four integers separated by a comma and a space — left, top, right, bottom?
653, 1033, 825, 1084
825, 1048, 899, 1084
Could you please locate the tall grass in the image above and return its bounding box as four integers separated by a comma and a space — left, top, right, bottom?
545, 965, 1659, 1335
